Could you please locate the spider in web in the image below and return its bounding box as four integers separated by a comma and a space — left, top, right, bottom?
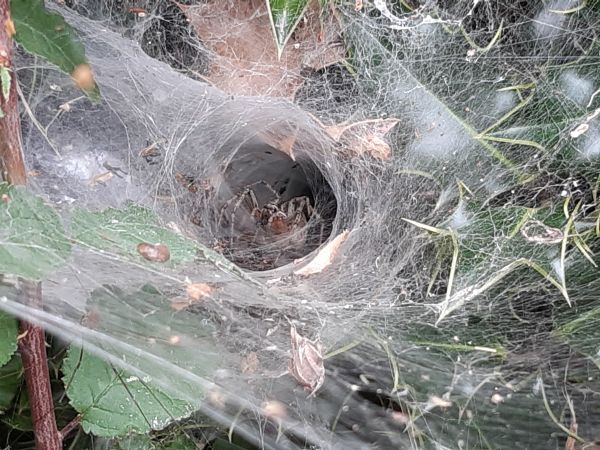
218, 180, 314, 246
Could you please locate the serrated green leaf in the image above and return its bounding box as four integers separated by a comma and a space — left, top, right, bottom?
266, 0, 310, 57
62, 345, 195, 437
0, 355, 22, 411
0, 311, 18, 368
71, 204, 197, 267
0, 183, 71, 280
62, 285, 221, 437
87, 285, 221, 377
0, 66, 10, 101
10, 0, 97, 94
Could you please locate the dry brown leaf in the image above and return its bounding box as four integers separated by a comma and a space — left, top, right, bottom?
88, 171, 114, 186
137, 242, 170, 262
207, 387, 227, 409
295, 229, 349, 276
81, 308, 101, 329
240, 351, 259, 374
261, 400, 287, 420
257, 122, 300, 159
428, 395, 452, 409
182, 0, 344, 98
186, 282, 214, 301
170, 297, 191, 311
325, 118, 400, 160
71, 64, 96, 91
288, 323, 324, 396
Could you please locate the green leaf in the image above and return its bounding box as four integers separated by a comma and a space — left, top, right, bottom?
0, 183, 71, 280
63, 285, 221, 437
2, 385, 32, 431
0, 355, 22, 411
10, 0, 98, 94
62, 346, 196, 437
452, 204, 564, 274
557, 303, 600, 360
71, 204, 197, 268
266, 0, 310, 58
86, 285, 221, 377
0, 310, 18, 367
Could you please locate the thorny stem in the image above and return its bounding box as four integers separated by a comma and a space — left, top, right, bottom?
16, 282, 62, 449
0, 0, 25, 184
0, 1, 62, 449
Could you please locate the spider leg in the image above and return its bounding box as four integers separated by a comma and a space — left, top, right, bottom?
244, 189, 264, 245
244, 189, 261, 221
218, 193, 242, 228
228, 188, 253, 246
257, 180, 280, 202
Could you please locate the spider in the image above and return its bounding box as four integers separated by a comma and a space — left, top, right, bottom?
218, 181, 314, 245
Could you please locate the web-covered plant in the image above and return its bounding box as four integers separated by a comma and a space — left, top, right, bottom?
0, 0, 599, 449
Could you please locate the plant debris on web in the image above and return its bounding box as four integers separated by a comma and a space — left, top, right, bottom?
181, 0, 344, 97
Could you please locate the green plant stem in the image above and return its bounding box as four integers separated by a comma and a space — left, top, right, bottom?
0, 0, 61, 448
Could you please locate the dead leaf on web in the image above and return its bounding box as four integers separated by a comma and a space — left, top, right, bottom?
324, 118, 400, 160
240, 351, 259, 374
294, 229, 349, 276
88, 171, 113, 186
257, 121, 300, 159
137, 242, 170, 262
181, 0, 344, 98
186, 282, 214, 301
261, 400, 287, 420
170, 297, 191, 311
288, 323, 325, 397
172, 283, 214, 311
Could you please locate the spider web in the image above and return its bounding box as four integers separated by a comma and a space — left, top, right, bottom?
2, 0, 600, 448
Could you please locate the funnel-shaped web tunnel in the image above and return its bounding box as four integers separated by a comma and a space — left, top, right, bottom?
174, 120, 339, 272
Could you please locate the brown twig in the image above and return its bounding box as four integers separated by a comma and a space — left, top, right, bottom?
0, 0, 25, 185
17, 283, 62, 450
60, 414, 82, 441
1, 1, 62, 448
